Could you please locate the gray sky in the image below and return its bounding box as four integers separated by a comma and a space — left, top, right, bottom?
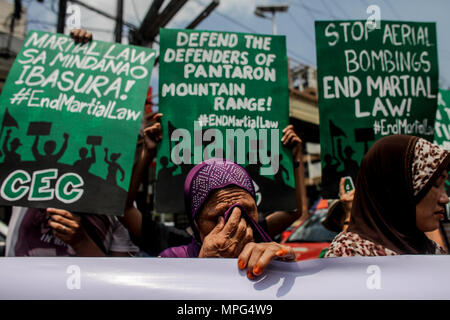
19, 0, 450, 90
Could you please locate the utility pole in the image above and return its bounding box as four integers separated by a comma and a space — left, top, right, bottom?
130, 0, 164, 45
57, 0, 68, 33
131, 0, 189, 47
115, 0, 124, 43
254, 4, 289, 35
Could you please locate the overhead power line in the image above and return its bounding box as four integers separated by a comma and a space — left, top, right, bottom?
212, 8, 315, 67
212, 9, 258, 34
287, 11, 314, 44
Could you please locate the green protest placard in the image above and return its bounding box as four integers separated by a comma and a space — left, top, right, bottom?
434, 89, 450, 149
0, 30, 156, 215
315, 20, 439, 198
434, 89, 450, 194
156, 28, 294, 213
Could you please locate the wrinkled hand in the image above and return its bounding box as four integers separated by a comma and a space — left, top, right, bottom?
199, 207, 254, 258
281, 125, 302, 157
47, 208, 87, 247
238, 242, 296, 280
142, 112, 163, 153
70, 29, 93, 43
339, 177, 355, 216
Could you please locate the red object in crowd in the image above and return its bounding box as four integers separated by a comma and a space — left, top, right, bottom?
280, 198, 329, 243
314, 198, 328, 210
280, 199, 335, 261
283, 241, 330, 261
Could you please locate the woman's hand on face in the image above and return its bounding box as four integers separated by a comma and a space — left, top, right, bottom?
199, 207, 254, 258
47, 208, 87, 247
237, 242, 296, 280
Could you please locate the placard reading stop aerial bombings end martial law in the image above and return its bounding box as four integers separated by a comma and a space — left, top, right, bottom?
0, 30, 156, 216
315, 20, 439, 198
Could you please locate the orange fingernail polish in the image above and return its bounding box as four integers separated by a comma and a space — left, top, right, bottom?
247, 270, 255, 279
238, 259, 245, 270
253, 265, 262, 276
276, 249, 287, 256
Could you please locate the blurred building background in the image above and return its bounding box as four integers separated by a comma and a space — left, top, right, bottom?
0, 0, 27, 91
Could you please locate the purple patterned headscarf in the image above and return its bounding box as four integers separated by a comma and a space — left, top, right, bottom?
159, 158, 272, 258
184, 158, 256, 222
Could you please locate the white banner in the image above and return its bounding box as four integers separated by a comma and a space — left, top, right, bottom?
0, 255, 449, 299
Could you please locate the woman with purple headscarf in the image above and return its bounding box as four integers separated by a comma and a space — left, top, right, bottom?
121, 114, 303, 279
159, 158, 296, 279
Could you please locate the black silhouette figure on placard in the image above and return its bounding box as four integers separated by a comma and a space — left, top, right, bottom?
202, 134, 224, 160
74, 136, 102, 173
158, 156, 178, 180
329, 120, 347, 157
2, 129, 22, 164
245, 151, 262, 178
354, 127, 375, 155
322, 153, 341, 197
181, 163, 195, 176
167, 120, 178, 155
201, 131, 212, 149
273, 153, 289, 184
74, 146, 96, 172
29, 122, 69, 164
0, 108, 19, 158
337, 138, 359, 179
104, 148, 125, 185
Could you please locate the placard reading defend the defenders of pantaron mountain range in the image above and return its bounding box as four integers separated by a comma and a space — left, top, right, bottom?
156, 28, 294, 213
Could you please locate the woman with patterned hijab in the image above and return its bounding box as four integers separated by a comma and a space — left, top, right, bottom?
325, 135, 450, 257
159, 158, 296, 279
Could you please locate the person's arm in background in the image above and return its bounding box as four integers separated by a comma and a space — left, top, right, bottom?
120, 113, 162, 241
339, 177, 355, 232
47, 208, 105, 257
265, 125, 305, 237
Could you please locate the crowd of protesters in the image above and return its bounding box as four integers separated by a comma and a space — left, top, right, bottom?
1, 29, 449, 281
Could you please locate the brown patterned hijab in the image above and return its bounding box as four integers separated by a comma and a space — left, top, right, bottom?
348, 135, 450, 254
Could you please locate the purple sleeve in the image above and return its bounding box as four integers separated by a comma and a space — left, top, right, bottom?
159, 240, 200, 258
